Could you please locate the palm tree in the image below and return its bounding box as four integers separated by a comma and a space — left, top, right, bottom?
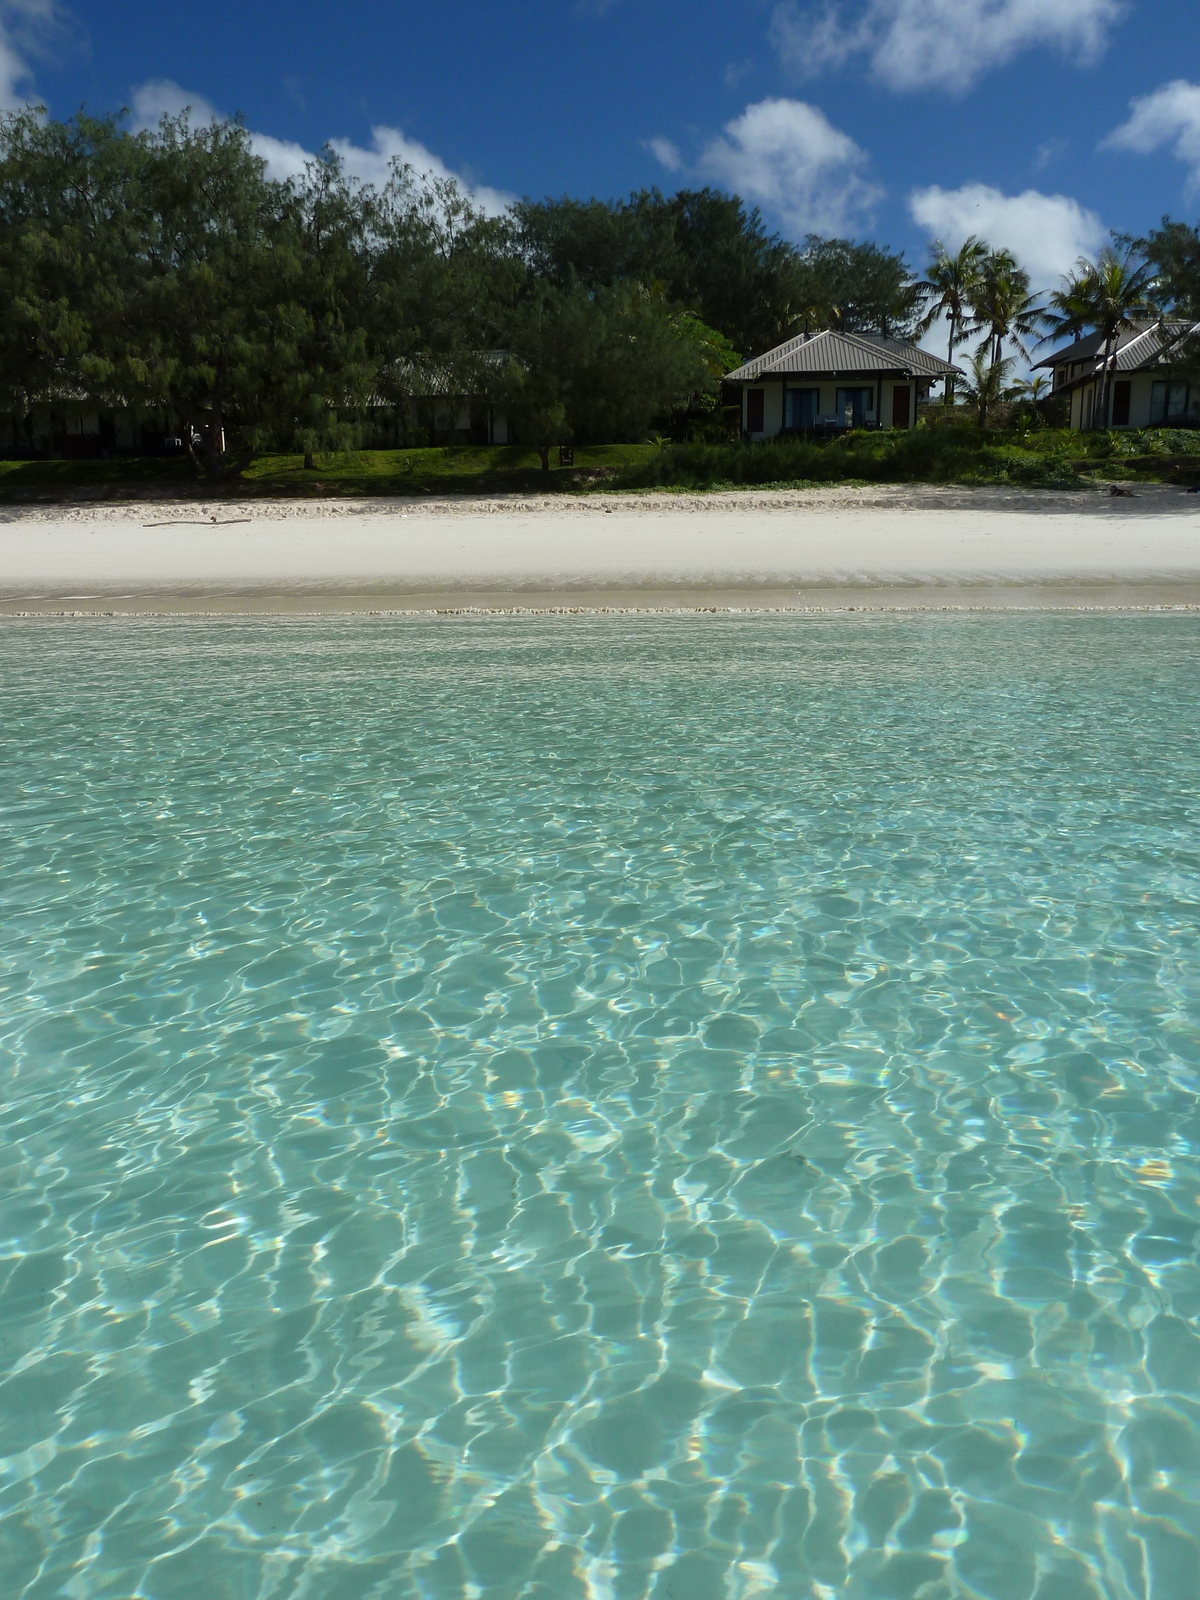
1045, 248, 1158, 430
915, 236, 987, 405
1044, 266, 1095, 344
960, 348, 1014, 430
1010, 373, 1049, 404
972, 249, 1044, 368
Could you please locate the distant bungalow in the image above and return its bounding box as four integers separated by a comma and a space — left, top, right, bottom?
724, 329, 961, 437
1035, 320, 1200, 431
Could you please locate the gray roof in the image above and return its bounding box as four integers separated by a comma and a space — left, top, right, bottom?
388, 351, 510, 397
1032, 330, 1108, 370
1035, 320, 1200, 374
1112, 320, 1200, 371
726, 328, 961, 382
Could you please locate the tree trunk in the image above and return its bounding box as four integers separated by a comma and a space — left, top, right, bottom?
538, 444, 550, 478
1097, 332, 1116, 431
945, 316, 957, 405
206, 402, 224, 481
304, 449, 315, 470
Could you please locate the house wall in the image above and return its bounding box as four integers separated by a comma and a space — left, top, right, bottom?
1125, 372, 1200, 428
742, 380, 783, 439
880, 381, 916, 429
743, 373, 919, 435
1065, 370, 1200, 429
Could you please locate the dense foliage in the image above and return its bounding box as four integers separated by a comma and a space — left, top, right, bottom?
1146, 218, 1200, 316
0, 107, 922, 475
4, 106, 1198, 478
1, 417, 1196, 504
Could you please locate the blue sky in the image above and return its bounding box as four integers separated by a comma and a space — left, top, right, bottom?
5, 0, 1200, 294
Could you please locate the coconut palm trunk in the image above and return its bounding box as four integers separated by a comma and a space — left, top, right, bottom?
945, 313, 958, 405
1097, 332, 1116, 431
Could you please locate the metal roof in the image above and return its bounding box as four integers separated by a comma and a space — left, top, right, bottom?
387, 351, 510, 398
725, 328, 960, 382
1034, 321, 1199, 373
1113, 320, 1200, 372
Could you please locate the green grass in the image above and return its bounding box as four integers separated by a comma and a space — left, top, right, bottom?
0, 443, 657, 502
0, 429, 1196, 503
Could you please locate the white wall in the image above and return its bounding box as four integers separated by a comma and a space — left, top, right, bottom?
743, 375, 921, 434
1070, 372, 1200, 430
880, 381, 916, 429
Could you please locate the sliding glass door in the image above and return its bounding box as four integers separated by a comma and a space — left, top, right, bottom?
786, 388, 820, 430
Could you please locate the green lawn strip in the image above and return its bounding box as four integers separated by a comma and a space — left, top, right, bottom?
0, 432, 1194, 503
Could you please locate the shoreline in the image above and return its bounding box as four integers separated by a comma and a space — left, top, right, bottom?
3, 484, 1199, 615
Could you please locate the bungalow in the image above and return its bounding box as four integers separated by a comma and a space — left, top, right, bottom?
381, 354, 511, 447
725, 328, 961, 438
1033, 320, 1200, 431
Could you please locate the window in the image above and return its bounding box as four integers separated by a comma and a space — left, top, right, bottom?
786, 387, 820, 430
1150, 381, 1189, 426
746, 388, 764, 433
1111, 381, 1131, 427
835, 387, 874, 427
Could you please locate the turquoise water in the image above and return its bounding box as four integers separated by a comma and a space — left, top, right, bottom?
2, 614, 1200, 1600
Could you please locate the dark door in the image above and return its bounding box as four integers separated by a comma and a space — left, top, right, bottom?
892, 385, 911, 428
746, 388, 764, 433
1111, 381, 1131, 426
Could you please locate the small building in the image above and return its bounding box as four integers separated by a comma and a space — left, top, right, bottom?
725, 328, 961, 438
381, 354, 511, 447
1034, 320, 1200, 430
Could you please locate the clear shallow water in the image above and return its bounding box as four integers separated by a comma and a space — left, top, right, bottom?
2, 614, 1200, 1600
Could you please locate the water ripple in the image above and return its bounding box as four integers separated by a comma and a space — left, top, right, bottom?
1, 614, 1199, 1599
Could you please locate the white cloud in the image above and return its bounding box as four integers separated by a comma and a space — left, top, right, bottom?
771, 0, 1125, 94
329, 127, 513, 213
908, 182, 1104, 287
1103, 80, 1200, 199
130, 78, 219, 128
129, 79, 513, 214
700, 97, 883, 236
0, 34, 28, 108
646, 135, 682, 171
0, 0, 61, 110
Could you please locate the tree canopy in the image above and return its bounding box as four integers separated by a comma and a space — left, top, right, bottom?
0, 105, 935, 472
1145, 218, 1200, 316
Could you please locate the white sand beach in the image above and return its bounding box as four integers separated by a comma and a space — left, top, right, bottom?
2, 483, 1199, 613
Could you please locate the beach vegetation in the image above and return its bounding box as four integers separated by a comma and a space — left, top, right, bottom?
0, 105, 923, 476
2, 102, 1199, 491
959, 349, 1015, 430
0, 425, 1195, 503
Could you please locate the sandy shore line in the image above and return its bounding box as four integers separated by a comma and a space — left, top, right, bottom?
2, 484, 1199, 614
